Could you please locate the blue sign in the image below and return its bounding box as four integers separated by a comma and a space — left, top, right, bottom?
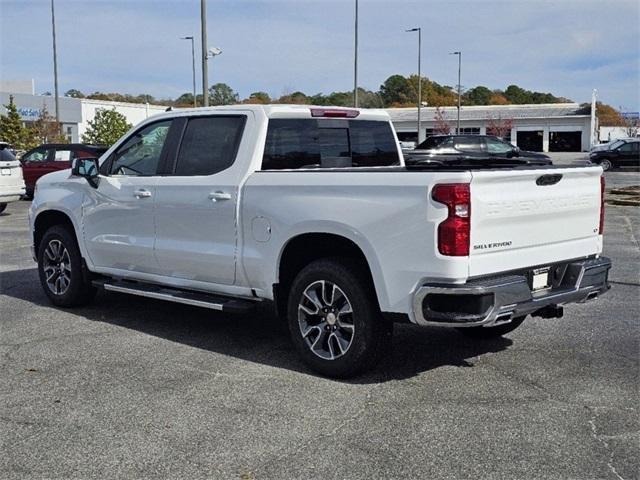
17, 107, 41, 120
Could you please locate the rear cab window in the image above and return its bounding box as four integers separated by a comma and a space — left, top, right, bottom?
262, 119, 399, 170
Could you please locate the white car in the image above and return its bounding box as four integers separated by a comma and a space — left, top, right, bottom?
0, 142, 26, 214
28, 105, 611, 377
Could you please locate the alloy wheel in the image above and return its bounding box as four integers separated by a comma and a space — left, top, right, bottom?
298, 280, 355, 360
42, 239, 72, 295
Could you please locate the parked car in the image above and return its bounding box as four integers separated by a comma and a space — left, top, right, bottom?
29, 105, 610, 378
20, 143, 108, 197
405, 135, 552, 166
0, 142, 26, 214
589, 138, 640, 170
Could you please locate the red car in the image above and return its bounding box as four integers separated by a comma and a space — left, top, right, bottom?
21, 143, 107, 197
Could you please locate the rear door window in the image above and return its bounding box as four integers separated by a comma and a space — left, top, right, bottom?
262, 119, 399, 170
455, 136, 483, 152
173, 116, 246, 176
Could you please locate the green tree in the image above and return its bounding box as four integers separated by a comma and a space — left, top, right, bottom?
175, 93, 196, 106
464, 86, 493, 105
504, 84, 529, 104
81, 108, 132, 146
244, 91, 271, 104
208, 83, 239, 105
64, 89, 85, 98
380, 75, 412, 106
0, 96, 28, 148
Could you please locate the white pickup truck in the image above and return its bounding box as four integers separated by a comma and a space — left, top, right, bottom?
29, 105, 611, 377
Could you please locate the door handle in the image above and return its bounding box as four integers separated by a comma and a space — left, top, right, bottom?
209, 191, 232, 202
134, 189, 152, 199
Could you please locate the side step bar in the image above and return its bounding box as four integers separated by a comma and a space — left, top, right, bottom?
92, 279, 259, 314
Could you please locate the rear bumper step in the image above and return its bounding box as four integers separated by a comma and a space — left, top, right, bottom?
92, 279, 259, 314
412, 256, 611, 328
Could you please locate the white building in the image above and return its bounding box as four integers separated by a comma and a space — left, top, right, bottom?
0, 88, 168, 143
387, 103, 594, 152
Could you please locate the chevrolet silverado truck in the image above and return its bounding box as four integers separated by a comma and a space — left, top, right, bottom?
29, 105, 611, 377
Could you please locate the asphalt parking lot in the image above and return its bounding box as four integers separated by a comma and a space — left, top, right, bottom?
1, 168, 638, 479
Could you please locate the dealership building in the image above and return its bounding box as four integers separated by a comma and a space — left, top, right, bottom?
387, 103, 595, 152
0, 81, 168, 143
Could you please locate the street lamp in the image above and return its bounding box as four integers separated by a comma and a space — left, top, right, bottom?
180, 36, 197, 107
449, 51, 461, 134
205, 47, 222, 104
201, 0, 208, 106
406, 27, 422, 144
50, 0, 60, 124
354, 0, 358, 108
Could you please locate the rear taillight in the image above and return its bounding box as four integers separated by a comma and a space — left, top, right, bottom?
310, 108, 359, 118
599, 175, 605, 234
432, 183, 471, 256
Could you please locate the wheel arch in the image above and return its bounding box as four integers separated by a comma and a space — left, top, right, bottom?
33, 210, 78, 255
273, 232, 384, 318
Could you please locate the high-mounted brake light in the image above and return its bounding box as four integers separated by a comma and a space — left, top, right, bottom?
599, 175, 605, 235
432, 183, 471, 256
310, 108, 360, 118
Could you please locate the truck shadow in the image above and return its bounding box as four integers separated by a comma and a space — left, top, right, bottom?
0, 267, 512, 384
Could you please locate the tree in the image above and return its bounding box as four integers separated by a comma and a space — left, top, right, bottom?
81, 108, 132, 146
25, 104, 67, 147
489, 92, 509, 105
433, 107, 451, 134
175, 93, 196, 106
504, 85, 529, 104
64, 89, 85, 98
465, 86, 492, 105
277, 91, 309, 104
208, 83, 239, 105
0, 96, 28, 148
486, 116, 514, 138
380, 75, 412, 106
245, 91, 271, 104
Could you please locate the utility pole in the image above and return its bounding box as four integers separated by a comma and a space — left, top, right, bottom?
450, 51, 461, 133
353, 0, 358, 108
201, 0, 209, 107
181, 36, 197, 107
406, 28, 422, 143
590, 89, 598, 147
50, 0, 60, 123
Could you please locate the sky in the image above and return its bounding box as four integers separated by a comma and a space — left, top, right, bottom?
1, 0, 639, 110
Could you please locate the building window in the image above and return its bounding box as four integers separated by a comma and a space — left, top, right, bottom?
457, 127, 480, 135
66, 126, 72, 134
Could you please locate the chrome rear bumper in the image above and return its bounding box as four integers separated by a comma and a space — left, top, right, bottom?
413, 256, 611, 328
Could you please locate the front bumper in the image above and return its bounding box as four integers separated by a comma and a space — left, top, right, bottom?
413, 256, 611, 328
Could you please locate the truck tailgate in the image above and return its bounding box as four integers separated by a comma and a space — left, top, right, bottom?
469, 166, 603, 277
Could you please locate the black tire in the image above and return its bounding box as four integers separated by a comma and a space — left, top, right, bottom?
0, 203, 6, 214
457, 316, 526, 339
37, 225, 96, 307
287, 257, 392, 378
599, 158, 613, 171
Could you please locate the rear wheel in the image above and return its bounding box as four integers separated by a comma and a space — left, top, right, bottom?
600, 158, 613, 171
0, 203, 6, 214
37, 225, 96, 307
287, 258, 392, 378
457, 316, 526, 339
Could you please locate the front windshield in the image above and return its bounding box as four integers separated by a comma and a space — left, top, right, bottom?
608, 140, 625, 150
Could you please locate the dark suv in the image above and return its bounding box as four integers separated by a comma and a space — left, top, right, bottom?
405, 135, 552, 165
589, 138, 639, 171
21, 143, 107, 197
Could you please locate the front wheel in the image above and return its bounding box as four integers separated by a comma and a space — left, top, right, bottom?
287, 258, 392, 378
37, 225, 96, 307
599, 158, 613, 171
457, 316, 526, 339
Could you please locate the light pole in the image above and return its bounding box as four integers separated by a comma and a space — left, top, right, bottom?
201, 0, 208, 106
50, 0, 60, 124
406, 28, 422, 143
450, 51, 461, 134
354, 0, 358, 108
180, 36, 197, 107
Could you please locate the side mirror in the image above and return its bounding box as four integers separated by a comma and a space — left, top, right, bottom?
71, 157, 100, 188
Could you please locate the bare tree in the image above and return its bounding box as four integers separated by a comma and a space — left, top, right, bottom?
486, 116, 514, 139
433, 106, 451, 134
